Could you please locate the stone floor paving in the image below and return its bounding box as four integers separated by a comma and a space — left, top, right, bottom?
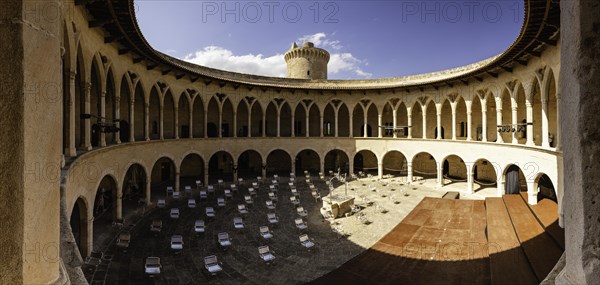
83, 175, 497, 284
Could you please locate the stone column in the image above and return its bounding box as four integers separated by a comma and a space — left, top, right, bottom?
233, 111, 237, 138
233, 165, 238, 182
146, 178, 152, 206
291, 160, 296, 176
189, 108, 193, 138
407, 163, 413, 183
320, 115, 324, 137
277, 110, 281, 137
436, 162, 443, 188
99, 91, 107, 147
511, 107, 518, 144
290, 113, 295, 137
467, 164, 474, 194
526, 181, 537, 205
496, 107, 504, 143
363, 112, 368, 138
348, 158, 354, 176
0, 6, 64, 280
159, 105, 164, 140
482, 109, 488, 142
335, 109, 339, 138
116, 191, 123, 223
555, 92, 561, 150
451, 104, 457, 140
466, 111, 472, 141
174, 106, 179, 139
144, 102, 150, 141
306, 112, 310, 137
392, 109, 397, 138
83, 82, 92, 150
541, 98, 550, 147
129, 100, 135, 142
204, 108, 208, 138
422, 106, 427, 139
204, 162, 210, 186
407, 108, 413, 139
556, 3, 600, 282
218, 106, 223, 138
377, 162, 383, 179
349, 114, 353, 137
175, 172, 180, 193
377, 114, 383, 138
85, 218, 94, 257
436, 110, 442, 139
526, 101, 534, 146
65, 71, 77, 156
114, 95, 121, 144
262, 113, 267, 137
247, 111, 252, 137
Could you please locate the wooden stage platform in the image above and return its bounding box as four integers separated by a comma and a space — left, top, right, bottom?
310, 194, 563, 285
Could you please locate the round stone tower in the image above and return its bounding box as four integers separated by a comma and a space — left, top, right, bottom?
284, 42, 330, 80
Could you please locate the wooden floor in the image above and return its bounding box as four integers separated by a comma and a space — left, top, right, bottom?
310, 195, 564, 285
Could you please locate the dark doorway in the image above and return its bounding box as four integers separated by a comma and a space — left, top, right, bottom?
505, 165, 523, 194
207, 123, 218, 137
161, 162, 171, 181
181, 125, 190, 138
119, 120, 130, 142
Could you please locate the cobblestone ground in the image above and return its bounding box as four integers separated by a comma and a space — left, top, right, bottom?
82, 175, 491, 285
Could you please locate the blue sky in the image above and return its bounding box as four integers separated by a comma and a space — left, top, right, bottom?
136, 1, 524, 79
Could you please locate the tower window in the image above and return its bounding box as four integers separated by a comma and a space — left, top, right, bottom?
307, 71, 310, 76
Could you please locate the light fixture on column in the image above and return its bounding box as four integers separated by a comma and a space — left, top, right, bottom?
80, 113, 120, 133
497, 123, 531, 133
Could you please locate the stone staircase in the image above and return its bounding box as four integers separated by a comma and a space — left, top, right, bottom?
486, 194, 564, 285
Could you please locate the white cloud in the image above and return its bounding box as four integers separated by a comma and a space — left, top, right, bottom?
183, 46, 287, 77
329, 53, 373, 78
298, 32, 343, 50
181, 33, 371, 79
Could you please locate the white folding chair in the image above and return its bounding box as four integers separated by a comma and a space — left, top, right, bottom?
150, 220, 162, 233
290, 196, 300, 206
184, 185, 192, 196
268, 192, 278, 202
206, 207, 215, 218
224, 189, 232, 199
244, 195, 253, 205
258, 246, 275, 263
188, 198, 196, 208
267, 213, 279, 225
295, 218, 307, 230
248, 187, 257, 197
217, 232, 231, 248
233, 217, 244, 229
170, 208, 180, 219
259, 226, 273, 239
266, 200, 276, 210
157, 199, 166, 208
194, 220, 205, 233
145, 257, 162, 275
238, 204, 248, 214
170, 235, 184, 250
199, 190, 208, 200
217, 197, 226, 207
204, 255, 223, 275
207, 185, 215, 194
296, 206, 308, 217
299, 234, 315, 249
